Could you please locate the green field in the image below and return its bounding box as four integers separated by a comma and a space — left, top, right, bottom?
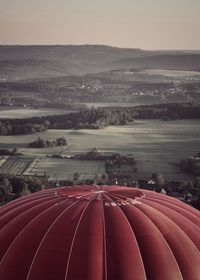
0, 155, 105, 181
0, 107, 74, 119
0, 119, 200, 180
142, 69, 200, 78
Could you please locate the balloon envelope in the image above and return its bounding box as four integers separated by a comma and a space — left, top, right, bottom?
0, 185, 200, 280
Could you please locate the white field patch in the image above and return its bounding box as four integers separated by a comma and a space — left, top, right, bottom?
0, 108, 73, 119
142, 69, 200, 77
24, 158, 105, 181
83, 102, 138, 108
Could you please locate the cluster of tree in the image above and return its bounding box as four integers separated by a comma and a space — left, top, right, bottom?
29, 137, 68, 148
75, 149, 137, 166
0, 175, 52, 204
133, 103, 200, 119
0, 103, 200, 135
0, 121, 48, 135
179, 152, 200, 176
105, 153, 137, 167
166, 177, 200, 210
0, 148, 20, 156
139, 173, 200, 210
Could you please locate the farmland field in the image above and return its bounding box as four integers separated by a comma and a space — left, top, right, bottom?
0, 156, 105, 181
142, 69, 200, 78
25, 158, 105, 181
82, 102, 146, 108
0, 156, 34, 175
0, 107, 74, 119
0, 119, 200, 180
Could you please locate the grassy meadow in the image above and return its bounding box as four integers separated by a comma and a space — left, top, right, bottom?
0, 119, 199, 180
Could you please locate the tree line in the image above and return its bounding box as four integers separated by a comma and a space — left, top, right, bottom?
0, 175, 51, 204
179, 152, 200, 176
0, 103, 200, 135
29, 137, 68, 148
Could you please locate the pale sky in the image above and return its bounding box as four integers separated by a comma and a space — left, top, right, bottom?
0, 0, 200, 50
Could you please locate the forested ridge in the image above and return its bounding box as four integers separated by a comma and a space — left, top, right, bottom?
0, 103, 200, 135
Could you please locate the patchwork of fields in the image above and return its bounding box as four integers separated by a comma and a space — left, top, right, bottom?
0, 156, 34, 175
0, 156, 105, 181
0, 119, 200, 180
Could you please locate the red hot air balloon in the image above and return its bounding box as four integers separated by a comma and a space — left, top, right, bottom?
0, 185, 200, 280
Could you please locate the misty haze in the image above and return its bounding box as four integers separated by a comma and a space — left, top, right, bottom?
1, 1, 200, 279
0, 44, 199, 198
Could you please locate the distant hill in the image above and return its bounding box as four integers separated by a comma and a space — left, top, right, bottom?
0, 45, 145, 62
0, 45, 200, 80
108, 54, 200, 70
0, 59, 87, 80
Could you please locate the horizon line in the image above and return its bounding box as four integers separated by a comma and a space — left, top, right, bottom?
0, 43, 199, 52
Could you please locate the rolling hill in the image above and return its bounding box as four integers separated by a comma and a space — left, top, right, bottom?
0, 45, 200, 81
